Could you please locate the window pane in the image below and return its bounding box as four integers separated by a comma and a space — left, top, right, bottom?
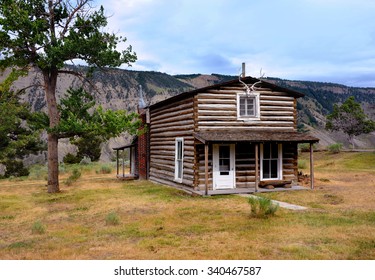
239, 98, 246, 116
219, 146, 230, 175
263, 143, 271, 159
178, 160, 183, 178
271, 143, 278, 158
271, 160, 278, 178
219, 146, 230, 158
263, 159, 270, 179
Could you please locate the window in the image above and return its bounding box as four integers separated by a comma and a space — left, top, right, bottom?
261, 143, 282, 180
237, 93, 260, 120
174, 138, 184, 182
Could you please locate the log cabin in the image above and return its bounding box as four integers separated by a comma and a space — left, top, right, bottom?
114, 75, 319, 195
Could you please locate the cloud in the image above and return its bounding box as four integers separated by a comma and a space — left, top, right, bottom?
96, 0, 375, 87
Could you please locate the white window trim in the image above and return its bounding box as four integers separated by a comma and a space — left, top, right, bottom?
174, 137, 184, 183
260, 143, 283, 181
237, 92, 260, 120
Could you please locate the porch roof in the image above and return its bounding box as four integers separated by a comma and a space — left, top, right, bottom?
194, 130, 319, 144
112, 143, 136, 151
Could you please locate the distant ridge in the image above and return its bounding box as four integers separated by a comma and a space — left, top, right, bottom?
1, 67, 374, 150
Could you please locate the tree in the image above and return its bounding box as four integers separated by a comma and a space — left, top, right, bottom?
0, 72, 45, 177
55, 87, 141, 162
326, 96, 375, 148
0, 0, 137, 192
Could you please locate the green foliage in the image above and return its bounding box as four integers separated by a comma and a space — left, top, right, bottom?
65, 168, 81, 186
328, 143, 343, 154
31, 220, 46, 234
0, 0, 137, 192
0, 1, 136, 71
248, 196, 279, 218
63, 153, 81, 164
298, 159, 307, 170
1, 160, 29, 178
97, 165, 112, 174
105, 212, 120, 226
0, 87, 45, 176
53, 88, 142, 161
326, 96, 375, 147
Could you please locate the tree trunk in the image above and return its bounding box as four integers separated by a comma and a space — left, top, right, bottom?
43, 69, 60, 193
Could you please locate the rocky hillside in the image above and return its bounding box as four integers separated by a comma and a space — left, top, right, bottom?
2, 67, 375, 162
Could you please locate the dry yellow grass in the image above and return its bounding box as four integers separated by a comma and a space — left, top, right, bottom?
1, 152, 375, 260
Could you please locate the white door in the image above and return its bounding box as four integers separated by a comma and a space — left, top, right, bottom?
213, 144, 235, 189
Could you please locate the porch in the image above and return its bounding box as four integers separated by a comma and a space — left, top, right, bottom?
190, 185, 308, 196
194, 130, 319, 196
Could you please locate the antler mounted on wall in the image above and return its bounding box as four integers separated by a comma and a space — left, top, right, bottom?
239, 66, 266, 97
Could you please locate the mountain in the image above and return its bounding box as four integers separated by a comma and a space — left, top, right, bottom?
2, 67, 375, 162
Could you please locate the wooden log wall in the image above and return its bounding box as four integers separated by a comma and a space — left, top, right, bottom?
282, 143, 298, 182
196, 83, 297, 131
149, 97, 195, 188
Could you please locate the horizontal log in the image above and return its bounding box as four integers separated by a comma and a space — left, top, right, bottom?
151, 97, 194, 115
197, 110, 237, 117
261, 111, 294, 116
151, 131, 194, 138
197, 126, 295, 131
260, 95, 295, 101
260, 99, 294, 105
197, 104, 236, 109
152, 110, 194, 124
151, 121, 194, 132
198, 93, 236, 98
260, 106, 294, 111
261, 116, 294, 121
198, 99, 236, 105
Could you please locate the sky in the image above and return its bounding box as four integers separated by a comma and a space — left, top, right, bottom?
96, 0, 375, 87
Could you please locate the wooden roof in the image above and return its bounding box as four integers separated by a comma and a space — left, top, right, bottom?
149, 76, 304, 110
194, 130, 319, 144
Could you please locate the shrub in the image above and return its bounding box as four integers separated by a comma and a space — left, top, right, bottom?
248, 196, 279, 218
63, 153, 82, 164
298, 159, 307, 169
65, 168, 81, 186
98, 165, 112, 174
105, 212, 120, 226
31, 220, 45, 234
0, 160, 29, 178
328, 143, 343, 154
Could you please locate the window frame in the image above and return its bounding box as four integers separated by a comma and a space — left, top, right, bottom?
237, 92, 260, 120
260, 143, 283, 181
174, 137, 184, 183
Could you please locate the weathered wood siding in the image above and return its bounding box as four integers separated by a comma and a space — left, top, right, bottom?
282, 143, 298, 182
149, 97, 195, 187
196, 83, 297, 131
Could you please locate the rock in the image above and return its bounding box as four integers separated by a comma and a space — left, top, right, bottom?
264, 185, 274, 189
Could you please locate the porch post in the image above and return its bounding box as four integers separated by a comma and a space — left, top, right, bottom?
116, 150, 119, 176
122, 149, 125, 177
204, 143, 209, 196
310, 143, 314, 190
255, 143, 259, 192
129, 147, 133, 175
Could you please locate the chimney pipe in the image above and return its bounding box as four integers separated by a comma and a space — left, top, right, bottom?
241, 62, 246, 78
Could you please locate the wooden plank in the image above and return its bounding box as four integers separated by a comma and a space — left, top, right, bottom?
260, 95, 295, 101
255, 143, 259, 192
197, 104, 236, 109
205, 143, 209, 196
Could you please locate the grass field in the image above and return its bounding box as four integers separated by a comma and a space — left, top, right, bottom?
0, 152, 375, 260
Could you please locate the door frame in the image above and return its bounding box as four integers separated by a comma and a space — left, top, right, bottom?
212, 144, 236, 190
